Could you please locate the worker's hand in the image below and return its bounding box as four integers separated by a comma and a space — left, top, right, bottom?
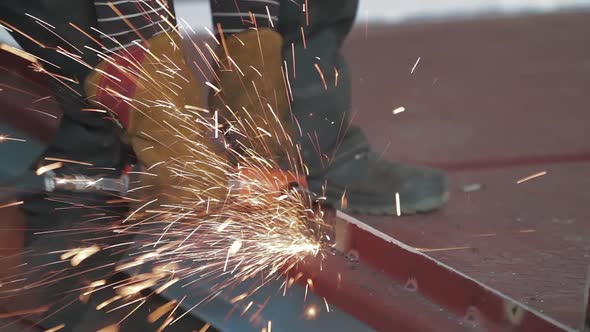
84, 33, 228, 206
209, 29, 296, 170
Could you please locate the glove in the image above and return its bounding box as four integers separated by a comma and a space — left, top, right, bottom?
208, 29, 298, 171
85, 32, 228, 206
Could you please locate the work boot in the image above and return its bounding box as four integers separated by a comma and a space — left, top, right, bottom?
278, 1, 448, 215
308, 126, 449, 215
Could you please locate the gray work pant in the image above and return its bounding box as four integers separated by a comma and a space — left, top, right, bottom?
279, 0, 363, 176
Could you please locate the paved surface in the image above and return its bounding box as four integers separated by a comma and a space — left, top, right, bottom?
342, 11, 590, 329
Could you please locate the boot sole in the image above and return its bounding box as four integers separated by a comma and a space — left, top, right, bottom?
331, 191, 450, 216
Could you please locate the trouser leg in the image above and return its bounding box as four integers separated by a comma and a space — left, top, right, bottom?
276, 2, 448, 215
278, 0, 362, 175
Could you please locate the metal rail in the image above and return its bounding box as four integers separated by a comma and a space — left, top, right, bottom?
292, 210, 574, 331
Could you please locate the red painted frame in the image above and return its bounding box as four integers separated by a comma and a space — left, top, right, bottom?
295, 211, 574, 332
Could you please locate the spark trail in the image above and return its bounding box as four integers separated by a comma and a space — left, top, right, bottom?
0, 5, 332, 330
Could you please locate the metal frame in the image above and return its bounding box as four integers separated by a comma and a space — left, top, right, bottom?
292, 210, 575, 331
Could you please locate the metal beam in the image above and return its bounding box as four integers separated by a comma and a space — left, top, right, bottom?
292, 210, 575, 331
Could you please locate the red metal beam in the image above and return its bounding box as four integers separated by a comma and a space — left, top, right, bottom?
425, 152, 590, 172
296, 211, 574, 332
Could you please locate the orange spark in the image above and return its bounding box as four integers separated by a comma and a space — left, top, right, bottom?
313, 63, 327, 90
107, 3, 148, 44
43, 324, 66, 332
393, 107, 405, 115
96, 295, 123, 310
292, 43, 296, 78
0, 305, 49, 319
517, 171, 547, 184
0, 135, 26, 143
0, 43, 38, 63
303, 305, 318, 320
411, 57, 421, 74
97, 324, 120, 332
300, 27, 307, 49
0, 201, 24, 209
241, 301, 254, 316
44, 157, 94, 166
147, 300, 177, 323
304, 0, 309, 26
35, 162, 63, 175
198, 323, 212, 332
